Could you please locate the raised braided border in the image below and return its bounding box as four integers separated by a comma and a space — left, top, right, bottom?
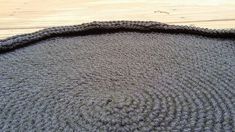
0, 21, 235, 53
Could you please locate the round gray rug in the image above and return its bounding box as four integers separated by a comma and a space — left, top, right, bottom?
0, 21, 235, 131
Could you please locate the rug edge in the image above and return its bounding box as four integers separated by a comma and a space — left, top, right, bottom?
0, 21, 235, 53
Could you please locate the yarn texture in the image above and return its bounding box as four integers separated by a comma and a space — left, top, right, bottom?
0, 21, 235, 131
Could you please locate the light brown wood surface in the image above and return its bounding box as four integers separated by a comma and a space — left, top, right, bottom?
1, 0, 235, 39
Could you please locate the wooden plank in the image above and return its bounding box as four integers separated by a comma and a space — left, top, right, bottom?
1, 0, 235, 39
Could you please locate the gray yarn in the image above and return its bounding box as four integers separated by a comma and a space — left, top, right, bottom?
0, 21, 235, 131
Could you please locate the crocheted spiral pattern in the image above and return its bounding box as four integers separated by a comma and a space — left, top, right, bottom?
0, 21, 235, 131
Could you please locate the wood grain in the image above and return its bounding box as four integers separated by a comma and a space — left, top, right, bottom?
1, 0, 235, 39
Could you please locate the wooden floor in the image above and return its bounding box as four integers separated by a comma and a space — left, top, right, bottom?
1, 0, 235, 39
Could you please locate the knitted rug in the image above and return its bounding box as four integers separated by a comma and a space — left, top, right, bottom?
0, 21, 234, 131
